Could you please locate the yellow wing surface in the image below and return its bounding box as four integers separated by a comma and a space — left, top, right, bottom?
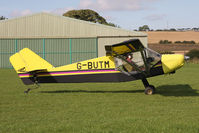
10, 48, 53, 73
105, 39, 144, 56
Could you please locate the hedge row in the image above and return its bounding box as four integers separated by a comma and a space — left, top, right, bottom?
159, 40, 197, 44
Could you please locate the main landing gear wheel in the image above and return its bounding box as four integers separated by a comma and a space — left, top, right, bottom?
145, 85, 155, 95
141, 78, 156, 95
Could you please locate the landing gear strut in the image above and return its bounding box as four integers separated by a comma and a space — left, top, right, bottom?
24, 82, 40, 94
141, 78, 156, 95
24, 72, 40, 94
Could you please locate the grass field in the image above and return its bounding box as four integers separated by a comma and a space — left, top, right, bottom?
0, 64, 199, 133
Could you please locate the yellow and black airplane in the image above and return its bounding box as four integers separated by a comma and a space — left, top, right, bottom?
10, 39, 185, 95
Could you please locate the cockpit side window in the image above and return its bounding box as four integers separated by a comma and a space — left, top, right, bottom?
114, 51, 145, 73
114, 48, 161, 74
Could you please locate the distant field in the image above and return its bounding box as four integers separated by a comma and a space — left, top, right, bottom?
0, 64, 199, 133
147, 31, 199, 44
148, 43, 199, 53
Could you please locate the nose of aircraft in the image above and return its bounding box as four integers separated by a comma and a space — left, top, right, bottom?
161, 54, 185, 74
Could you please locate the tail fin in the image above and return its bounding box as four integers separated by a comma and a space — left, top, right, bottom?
10, 48, 53, 73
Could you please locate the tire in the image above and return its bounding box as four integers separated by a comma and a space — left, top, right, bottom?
145, 86, 155, 95
149, 85, 156, 92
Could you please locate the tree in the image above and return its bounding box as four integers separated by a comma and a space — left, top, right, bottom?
159, 40, 172, 44
63, 9, 118, 27
107, 22, 120, 28
192, 27, 199, 31
169, 28, 176, 31
186, 49, 199, 59
63, 9, 107, 24
0, 16, 7, 20
139, 25, 150, 31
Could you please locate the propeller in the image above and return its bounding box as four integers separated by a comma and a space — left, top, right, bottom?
184, 56, 190, 67
184, 56, 190, 61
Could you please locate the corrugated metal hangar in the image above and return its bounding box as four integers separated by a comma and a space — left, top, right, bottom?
0, 12, 147, 68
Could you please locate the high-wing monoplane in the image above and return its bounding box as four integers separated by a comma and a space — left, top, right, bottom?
10, 39, 185, 94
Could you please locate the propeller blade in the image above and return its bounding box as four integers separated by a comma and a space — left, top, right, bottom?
184, 56, 190, 61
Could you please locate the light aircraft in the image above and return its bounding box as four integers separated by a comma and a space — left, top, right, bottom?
10, 39, 186, 95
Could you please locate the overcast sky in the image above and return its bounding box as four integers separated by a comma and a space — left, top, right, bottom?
1, 0, 198, 30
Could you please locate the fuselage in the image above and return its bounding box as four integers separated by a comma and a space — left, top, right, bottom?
18, 54, 184, 85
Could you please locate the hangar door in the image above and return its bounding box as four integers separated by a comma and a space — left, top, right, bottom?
0, 38, 98, 68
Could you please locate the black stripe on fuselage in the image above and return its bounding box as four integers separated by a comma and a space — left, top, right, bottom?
21, 72, 139, 85
20, 66, 164, 85
149, 66, 164, 77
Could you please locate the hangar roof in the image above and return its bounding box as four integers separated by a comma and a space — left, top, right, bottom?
0, 12, 147, 38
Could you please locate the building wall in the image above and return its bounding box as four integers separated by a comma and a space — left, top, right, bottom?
0, 38, 97, 68
0, 13, 147, 38
0, 13, 147, 68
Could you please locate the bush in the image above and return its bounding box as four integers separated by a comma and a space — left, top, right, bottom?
186, 49, 199, 59
190, 41, 196, 44
159, 40, 172, 44
183, 40, 196, 44
174, 40, 196, 44
174, 41, 181, 44
170, 28, 176, 31
190, 57, 199, 64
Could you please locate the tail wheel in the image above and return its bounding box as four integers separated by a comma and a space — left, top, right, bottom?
145, 85, 155, 95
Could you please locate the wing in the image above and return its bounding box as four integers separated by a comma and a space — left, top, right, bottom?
10, 48, 53, 73
105, 39, 145, 56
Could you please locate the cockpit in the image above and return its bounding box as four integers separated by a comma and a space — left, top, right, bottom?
114, 47, 161, 74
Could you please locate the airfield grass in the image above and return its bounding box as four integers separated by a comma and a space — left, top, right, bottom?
0, 64, 199, 133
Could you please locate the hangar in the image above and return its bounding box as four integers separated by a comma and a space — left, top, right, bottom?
0, 12, 147, 68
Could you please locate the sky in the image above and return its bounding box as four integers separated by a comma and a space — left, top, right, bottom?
0, 0, 199, 30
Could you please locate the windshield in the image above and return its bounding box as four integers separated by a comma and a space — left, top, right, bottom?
144, 48, 161, 68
